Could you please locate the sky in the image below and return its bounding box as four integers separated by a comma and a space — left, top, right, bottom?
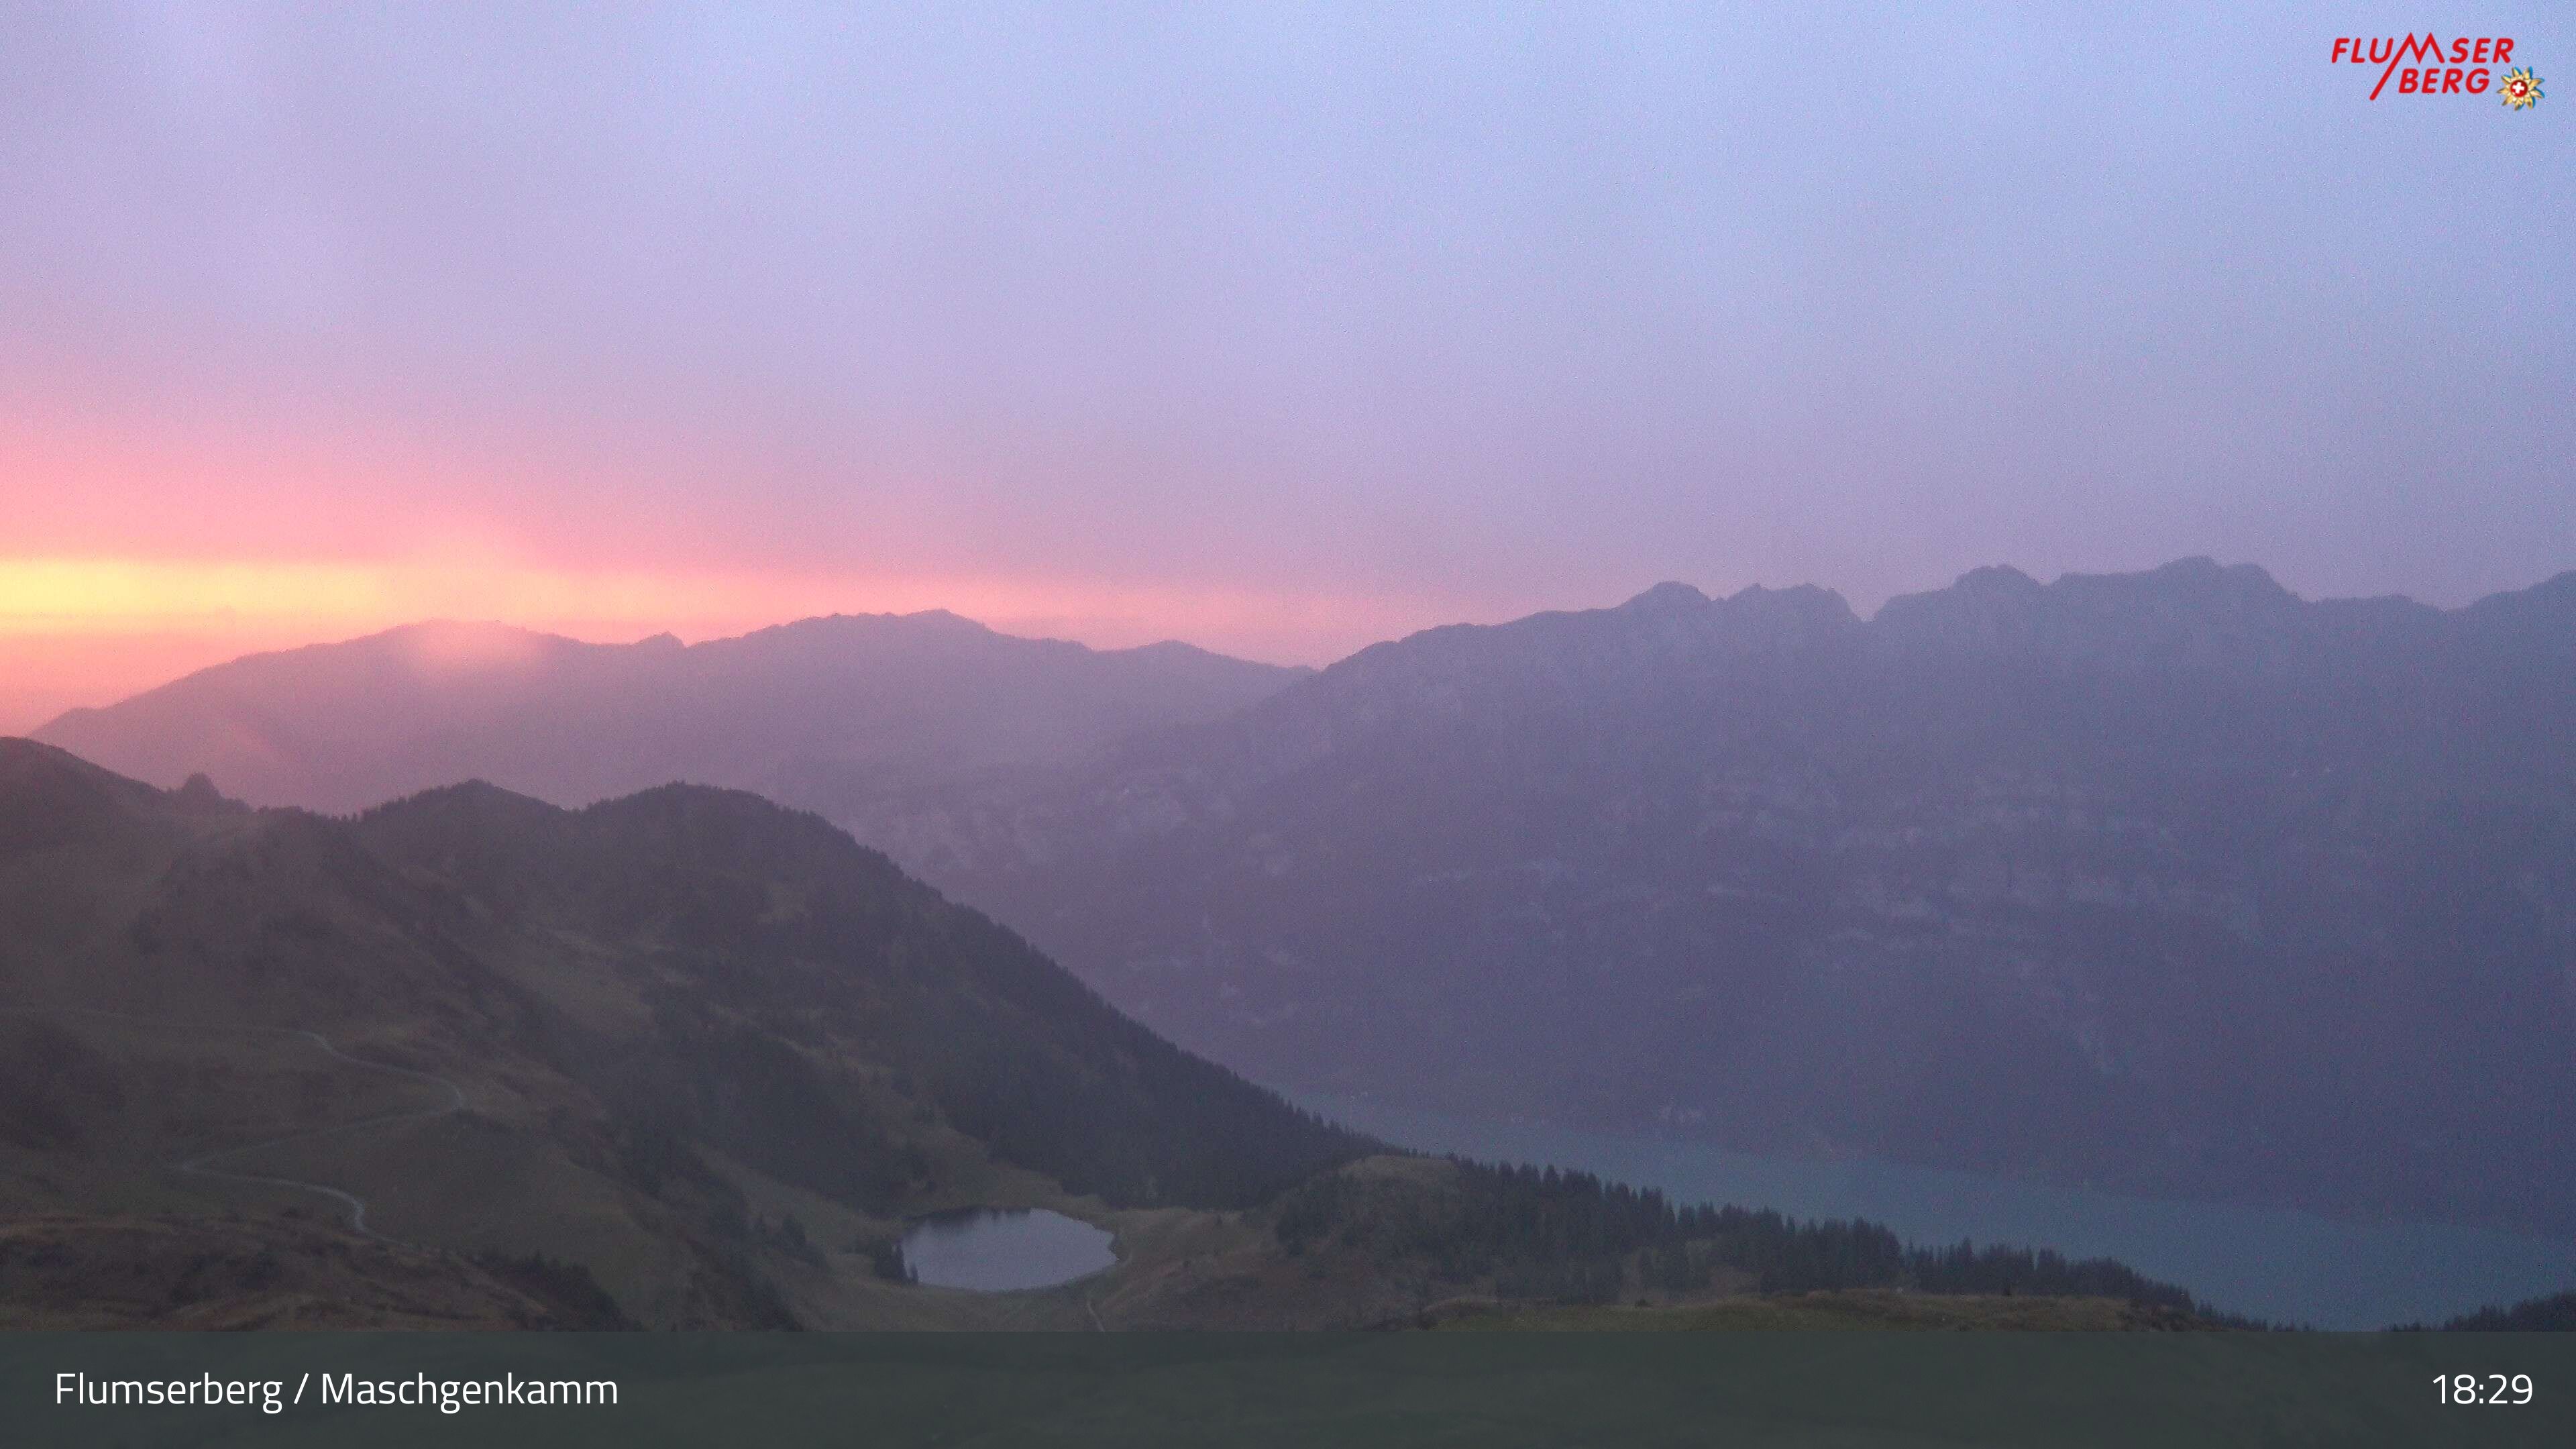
3, 2, 2571, 731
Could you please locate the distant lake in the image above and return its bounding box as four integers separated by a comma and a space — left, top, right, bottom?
1295, 1092, 2576, 1330
900, 1208, 1116, 1292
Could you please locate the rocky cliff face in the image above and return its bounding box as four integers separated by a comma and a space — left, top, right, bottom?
839, 561, 2576, 1237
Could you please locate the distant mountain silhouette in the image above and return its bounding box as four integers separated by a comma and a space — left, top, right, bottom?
34, 613, 1305, 814
841, 559, 2576, 1238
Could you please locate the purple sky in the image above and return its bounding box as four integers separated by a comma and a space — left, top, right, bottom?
1, 3, 2569, 726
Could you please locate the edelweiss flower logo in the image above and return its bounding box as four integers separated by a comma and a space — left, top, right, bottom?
2500, 67, 2543, 109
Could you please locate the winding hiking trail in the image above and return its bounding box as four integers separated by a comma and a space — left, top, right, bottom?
169, 1026, 466, 1244
11, 1008, 466, 1246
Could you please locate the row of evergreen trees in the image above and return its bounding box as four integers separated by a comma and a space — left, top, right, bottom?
1273, 1158, 2263, 1324
2408, 1291, 2576, 1331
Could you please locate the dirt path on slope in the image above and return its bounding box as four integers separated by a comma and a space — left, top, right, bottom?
8, 1008, 467, 1246
168, 1026, 466, 1243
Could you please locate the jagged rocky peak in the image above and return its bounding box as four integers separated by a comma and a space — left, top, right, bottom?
1951, 563, 2044, 596
1871, 557, 2320, 663
1696, 582, 1860, 653
2455, 569, 2576, 662
168, 772, 245, 816
1871, 564, 2050, 651
2055, 556, 2300, 617
1722, 582, 1860, 624
1613, 580, 1859, 645
1619, 580, 1712, 612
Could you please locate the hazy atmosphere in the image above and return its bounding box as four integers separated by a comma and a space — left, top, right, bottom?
4, 1, 2569, 731
7, 0, 2576, 1395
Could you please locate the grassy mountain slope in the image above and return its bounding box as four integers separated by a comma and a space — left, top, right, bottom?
0, 738, 1364, 1326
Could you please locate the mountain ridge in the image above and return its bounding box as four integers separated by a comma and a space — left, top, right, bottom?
34, 611, 1309, 815
829, 560, 2576, 1240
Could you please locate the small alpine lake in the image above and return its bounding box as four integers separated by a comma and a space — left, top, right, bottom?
898, 1208, 1117, 1292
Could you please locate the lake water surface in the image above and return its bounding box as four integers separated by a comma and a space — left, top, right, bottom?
1297, 1092, 2576, 1330
900, 1208, 1116, 1292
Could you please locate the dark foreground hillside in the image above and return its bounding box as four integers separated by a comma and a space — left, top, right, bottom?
0, 738, 1360, 1326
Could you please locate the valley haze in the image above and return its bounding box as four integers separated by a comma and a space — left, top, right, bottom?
30, 559, 2576, 1274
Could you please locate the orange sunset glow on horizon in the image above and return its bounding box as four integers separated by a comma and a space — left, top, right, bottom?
5, 5, 2566, 745
0, 553, 1484, 735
